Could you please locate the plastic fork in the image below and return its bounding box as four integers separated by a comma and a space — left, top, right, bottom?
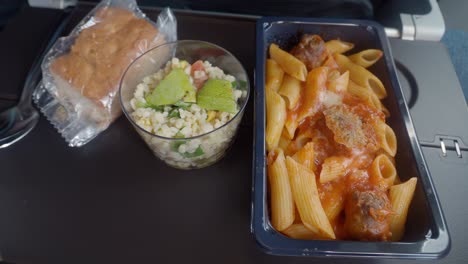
0, 9, 72, 148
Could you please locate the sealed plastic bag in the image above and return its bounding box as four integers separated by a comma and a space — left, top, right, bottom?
33, 0, 177, 146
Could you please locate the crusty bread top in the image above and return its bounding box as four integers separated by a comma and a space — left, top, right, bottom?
50, 7, 163, 105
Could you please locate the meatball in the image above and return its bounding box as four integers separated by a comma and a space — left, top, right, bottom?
344, 188, 392, 241
290, 34, 328, 71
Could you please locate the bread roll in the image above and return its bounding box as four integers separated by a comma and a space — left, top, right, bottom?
50, 7, 164, 121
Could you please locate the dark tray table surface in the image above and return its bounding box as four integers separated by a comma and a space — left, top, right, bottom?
1, 3, 467, 264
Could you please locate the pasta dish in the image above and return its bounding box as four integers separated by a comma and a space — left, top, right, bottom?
265, 34, 417, 241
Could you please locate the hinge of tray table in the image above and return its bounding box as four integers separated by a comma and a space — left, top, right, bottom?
438, 138, 463, 158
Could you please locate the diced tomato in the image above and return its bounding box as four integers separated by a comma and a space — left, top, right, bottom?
190, 60, 208, 89
191, 60, 205, 73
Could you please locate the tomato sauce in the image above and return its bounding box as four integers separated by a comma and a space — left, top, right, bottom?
266, 37, 398, 241
287, 96, 391, 240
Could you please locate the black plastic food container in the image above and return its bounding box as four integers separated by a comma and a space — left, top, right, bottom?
252, 17, 450, 258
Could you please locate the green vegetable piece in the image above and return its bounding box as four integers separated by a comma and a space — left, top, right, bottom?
168, 109, 180, 118
238, 80, 248, 90
197, 79, 237, 113
135, 101, 165, 111
145, 68, 195, 106
197, 97, 237, 114
170, 140, 205, 158
231, 80, 247, 90
135, 101, 148, 108
148, 105, 165, 111
182, 146, 205, 158
174, 132, 185, 138
171, 140, 186, 151
174, 101, 192, 109
184, 89, 197, 103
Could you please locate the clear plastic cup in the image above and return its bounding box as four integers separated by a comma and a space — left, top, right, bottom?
119, 40, 250, 169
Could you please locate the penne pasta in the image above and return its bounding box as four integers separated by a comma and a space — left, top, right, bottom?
389, 177, 418, 241
348, 49, 383, 68
374, 149, 396, 165
266, 34, 414, 242
327, 69, 340, 81
320, 179, 346, 222
268, 149, 295, 231
278, 74, 302, 110
278, 129, 292, 153
322, 55, 340, 70
286, 157, 336, 239
375, 121, 397, 157
327, 70, 349, 93
325, 39, 354, 54
269, 44, 307, 81
320, 156, 351, 183
334, 53, 387, 99
347, 80, 387, 115
284, 113, 299, 140
292, 141, 316, 172
266, 88, 287, 151
323, 196, 344, 222
283, 67, 327, 140
347, 79, 368, 97
266, 59, 285, 92
282, 223, 320, 240
369, 154, 397, 190
297, 67, 328, 123
291, 128, 314, 151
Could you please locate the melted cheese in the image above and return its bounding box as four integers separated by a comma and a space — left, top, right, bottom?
322, 91, 343, 108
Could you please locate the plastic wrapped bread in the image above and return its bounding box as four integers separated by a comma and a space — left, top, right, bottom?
34, 0, 176, 146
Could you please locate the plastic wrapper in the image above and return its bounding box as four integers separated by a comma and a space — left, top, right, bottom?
33, 0, 177, 147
